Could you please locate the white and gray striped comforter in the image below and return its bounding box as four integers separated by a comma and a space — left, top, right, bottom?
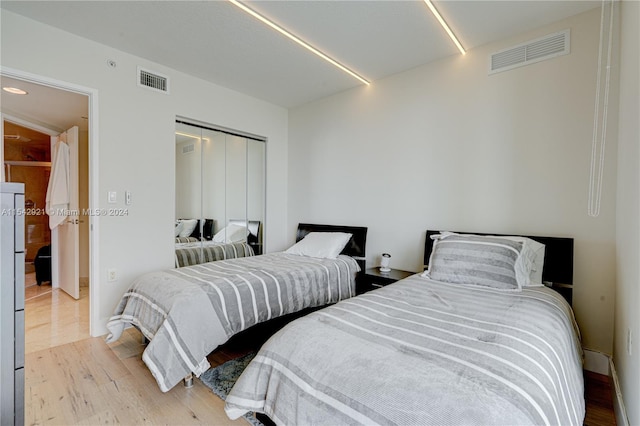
105, 253, 360, 392
225, 274, 584, 425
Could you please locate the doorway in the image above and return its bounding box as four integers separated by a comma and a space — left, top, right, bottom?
1, 73, 94, 351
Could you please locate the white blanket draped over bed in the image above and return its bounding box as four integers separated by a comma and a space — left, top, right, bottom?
225, 274, 584, 425
105, 253, 360, 392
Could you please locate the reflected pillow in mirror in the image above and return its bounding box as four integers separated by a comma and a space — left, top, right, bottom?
178, 219, 198, 238
285, 232, 352, 259
212, 224, 248, 243
174, 221, 184, 237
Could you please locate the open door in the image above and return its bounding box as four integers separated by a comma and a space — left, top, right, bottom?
51, 126, 79, 299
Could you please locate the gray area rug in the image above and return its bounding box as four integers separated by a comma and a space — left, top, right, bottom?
199, 352, 263, 426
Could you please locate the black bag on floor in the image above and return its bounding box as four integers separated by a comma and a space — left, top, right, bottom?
34, 244, 52, 286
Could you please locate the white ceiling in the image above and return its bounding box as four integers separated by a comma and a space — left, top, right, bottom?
2, 1, 599, 114
1, 76, 89, 133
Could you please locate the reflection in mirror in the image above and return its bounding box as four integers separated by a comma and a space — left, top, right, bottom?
224, 134, 247, 239
175, 123, 202, 241
248, 139, 265, 254
174, 119, 265, 268
202, 128, 227, 242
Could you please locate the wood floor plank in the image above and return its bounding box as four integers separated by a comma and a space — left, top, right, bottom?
98, 374, 162, 424
584, 371, 617, 426
71, 337, 131, 386
47, 346, 112, 423
25, 374, 68, 425
75, 409, 121, 426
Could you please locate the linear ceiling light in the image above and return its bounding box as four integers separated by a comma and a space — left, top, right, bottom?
423, 0, 466, 55
227, 0, 370, 86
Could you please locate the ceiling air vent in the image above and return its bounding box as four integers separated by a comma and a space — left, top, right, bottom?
137, 67, 169, 94
489, 29, 570, 75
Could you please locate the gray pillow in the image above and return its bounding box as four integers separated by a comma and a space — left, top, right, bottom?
425, 234, 524, 290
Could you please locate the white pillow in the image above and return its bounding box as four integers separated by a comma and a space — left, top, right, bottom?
212, 223, 248, 243
431, 232, 545, 287
422, 233, 526, 290
174, 221, 184, 237
285, 232, 352, 259
530, 245, 546, 285
178, 219, 198, 238
493, 236, 545, 286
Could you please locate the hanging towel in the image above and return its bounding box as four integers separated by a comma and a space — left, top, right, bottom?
45, 140, 70, 229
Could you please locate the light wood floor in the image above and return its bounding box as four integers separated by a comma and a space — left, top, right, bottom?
25, 328, 245, 425
23, 273, 246, 425
23, 272, 617, 426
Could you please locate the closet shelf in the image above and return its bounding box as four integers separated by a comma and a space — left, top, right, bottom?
4, 161, 51, 167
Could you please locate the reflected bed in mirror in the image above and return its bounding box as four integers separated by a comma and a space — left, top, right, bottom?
174, 219, 262, 267
228, 219, 262, 255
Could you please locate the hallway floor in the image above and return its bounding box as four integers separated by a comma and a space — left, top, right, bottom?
24, 272, 90, 354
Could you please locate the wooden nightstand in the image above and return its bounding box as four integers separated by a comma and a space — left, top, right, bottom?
356, 267, 415, 295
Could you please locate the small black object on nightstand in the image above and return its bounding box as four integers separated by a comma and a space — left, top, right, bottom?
356, 267, 414, 295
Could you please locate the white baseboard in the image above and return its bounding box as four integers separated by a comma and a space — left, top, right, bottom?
609, 359, 630, 426
582, 348, 629, 426
583, 348, 611, 375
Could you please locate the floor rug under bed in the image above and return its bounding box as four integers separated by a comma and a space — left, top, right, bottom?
199, 352, 263, 426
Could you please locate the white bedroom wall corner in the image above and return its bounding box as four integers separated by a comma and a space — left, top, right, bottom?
614, 1, 640, 426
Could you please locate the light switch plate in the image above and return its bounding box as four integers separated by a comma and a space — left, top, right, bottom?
108, 191, 117, 203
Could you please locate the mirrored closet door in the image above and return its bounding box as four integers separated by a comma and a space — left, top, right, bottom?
174, 119, 265, 267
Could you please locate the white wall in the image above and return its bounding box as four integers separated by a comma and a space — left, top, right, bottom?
614, 1, 640, 424
1, 10, 289, 335
288, 8, 617, 354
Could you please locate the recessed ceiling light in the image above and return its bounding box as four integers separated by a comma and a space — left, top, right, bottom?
2, 87, 28, 95
228, 0, 370, 86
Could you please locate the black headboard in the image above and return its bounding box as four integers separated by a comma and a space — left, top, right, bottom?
179, 218, 214, 240
229, 219, 262, 255
424, 230, 574, 304
296, 223, 368, 269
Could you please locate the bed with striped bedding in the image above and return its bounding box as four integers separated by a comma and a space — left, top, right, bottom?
175, 240, 254, 267
225, 273, 585, 425
105, 253, 360, 392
